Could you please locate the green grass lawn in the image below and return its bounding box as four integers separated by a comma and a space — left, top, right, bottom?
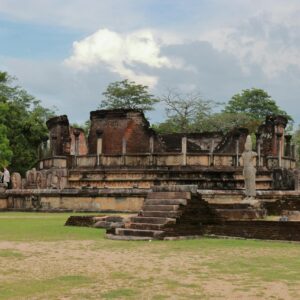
0, 212, 300, 299
0, 212, 103, 241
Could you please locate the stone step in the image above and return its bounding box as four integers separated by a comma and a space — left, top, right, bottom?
143, 204, 180, 211
145, 199, 188, 206
106, 234, 154, 241
129, 223, 164, 231
140, 211, 181, 218
131, 216, 176, 225
115, 228, 164, 238
147, 192, 191, 200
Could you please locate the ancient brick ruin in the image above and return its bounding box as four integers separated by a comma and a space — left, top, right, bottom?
2, 109, 300, 241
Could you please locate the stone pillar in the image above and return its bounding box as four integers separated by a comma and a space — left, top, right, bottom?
96, 130, 103, 166
209, 139, 215, 166
149, 136, 154, 166
149, 136, 154, 154
51, 135, 57, 156
295, 145, 299, 161
284, 135, 292, 157
122, 137, 127, 165
255, 133, 262, 167
41, 137, 49, 159
235, 139, 239, 167
292, 145, 296, 159
276, 132, 283, 167
74, 131, 80, 156
38, 142, 42, 160
181, 136, 187, 166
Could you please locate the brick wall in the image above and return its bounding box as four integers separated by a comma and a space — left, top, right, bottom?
203, 220, 300, 241
46, 115, 71, 156
88, 110, 160, 155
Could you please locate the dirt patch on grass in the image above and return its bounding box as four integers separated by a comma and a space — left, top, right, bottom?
1, 239, 300, 299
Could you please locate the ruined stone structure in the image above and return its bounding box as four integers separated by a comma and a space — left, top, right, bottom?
0, 110, 298, 213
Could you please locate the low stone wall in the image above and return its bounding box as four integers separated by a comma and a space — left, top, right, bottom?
3, 189, 149, 212
203, 220, 300, 241
0, 196, 7, 209
3, 189, 300, 214
201, 190, 300, 204
263, 197, 300, 215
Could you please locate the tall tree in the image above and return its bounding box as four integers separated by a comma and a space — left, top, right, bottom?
200, 112, 254, 133
224, 88, 291, 121
221, 88, 293, 133
157, 89, 219, 133
0, 101, 12, 167
0, 71, 55, 174
100, 79, 159, 111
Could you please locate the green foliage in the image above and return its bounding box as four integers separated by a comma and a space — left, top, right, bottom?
293, 125, 300, 159
0, 125, 12, 168
100, 79, 159, 111
0, 71, 55, 174
224, 88, 291, 122
152, 118, 184, 134
71, 120, 90, 136
0, 103, 12, 167
200, 112, 261, 133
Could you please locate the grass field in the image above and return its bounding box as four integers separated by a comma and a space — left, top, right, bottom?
0, 212, 300, 299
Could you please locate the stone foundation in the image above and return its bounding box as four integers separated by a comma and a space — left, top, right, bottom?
3, 189, 300, 213
3, 189, 148, 212
203, 220, 300, 241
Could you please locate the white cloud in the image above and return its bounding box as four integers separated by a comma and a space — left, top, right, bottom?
65, 28, 179, 87
199, 8, 300, 78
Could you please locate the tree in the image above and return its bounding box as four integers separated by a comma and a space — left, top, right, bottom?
0, 71, 55, 174
0, 101, 12, 167
224, 88, 292, 123
156, 89, 219, 133
293, 125, 300, 161
200, 112, 254, 133
100, 79, 159, 111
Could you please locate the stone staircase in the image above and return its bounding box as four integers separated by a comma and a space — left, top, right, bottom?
107, 191, 221, 240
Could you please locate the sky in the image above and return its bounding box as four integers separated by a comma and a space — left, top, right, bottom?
0, 0, 300, 125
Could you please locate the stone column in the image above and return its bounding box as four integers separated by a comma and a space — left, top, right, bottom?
38, 142, 42, 160
276, 132, 283, 167
51, 135, 57, 156
209, 139, 215, 166
292, 145, 296, 159
181, 136, 187, 166
74, 131, 80, 156
235, 139, 239, 167
255, 133, 262, 167
122, 137, 127, 165
294, 170, 300, 191
284, 135, 292, 157
96, 130, 103, 166
149, 136, 154, 166
149, 136, 154, 154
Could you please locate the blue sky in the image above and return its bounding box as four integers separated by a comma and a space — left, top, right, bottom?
1, 0, 300, 126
